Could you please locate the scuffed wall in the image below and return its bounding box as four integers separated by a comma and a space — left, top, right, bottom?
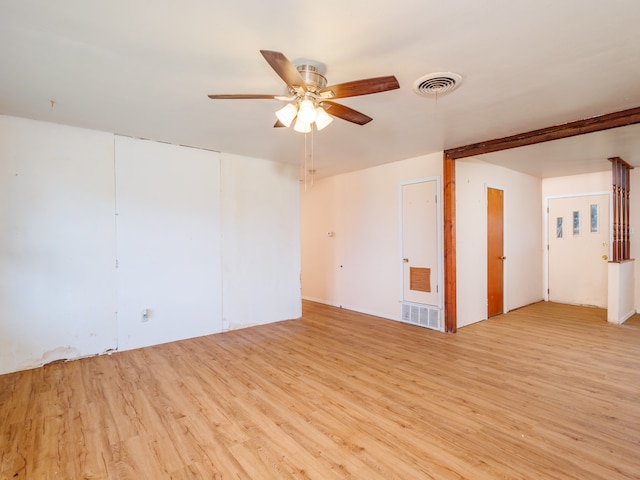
0, 116, 301, 375
0, 116, 117, 374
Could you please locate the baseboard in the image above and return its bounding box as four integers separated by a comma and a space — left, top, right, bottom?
618, 309, 637, 325
301, 297, 400, 322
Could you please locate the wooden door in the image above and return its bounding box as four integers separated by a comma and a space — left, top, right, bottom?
487, 187, 504, 317
548, 194, 610, 307
401, 180, 439, 306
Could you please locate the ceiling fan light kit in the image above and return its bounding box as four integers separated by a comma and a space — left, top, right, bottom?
275, 103, 297, 127
314, 106, 334, 130
208, 50, 400, 132
297, 99, 317, 123
294, 116, 312, 133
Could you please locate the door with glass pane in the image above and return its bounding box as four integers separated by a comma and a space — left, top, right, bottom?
548, 194, 610, 307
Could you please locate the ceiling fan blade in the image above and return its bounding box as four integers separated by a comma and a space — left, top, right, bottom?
323, 101, 372, 125
260, 50, 308, 93
319, 76, 399, 99
274, 119, 286, 128
208, 94, 282, 100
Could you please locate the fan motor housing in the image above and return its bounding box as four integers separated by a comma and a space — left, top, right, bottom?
295, 63, 327, 91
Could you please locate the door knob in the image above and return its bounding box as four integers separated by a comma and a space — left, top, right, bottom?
602, 254, 608, 261
403, 258, 409, 263
500, 256, 507, 260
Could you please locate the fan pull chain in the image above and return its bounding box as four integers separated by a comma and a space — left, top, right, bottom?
302, 129, 315, 192
310, 128, 315, 189
303, 132, 308, 192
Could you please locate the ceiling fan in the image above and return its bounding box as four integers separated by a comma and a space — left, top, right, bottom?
208, 50, 400, 133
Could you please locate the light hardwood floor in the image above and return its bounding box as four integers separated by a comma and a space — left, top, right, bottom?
1, 301, 639, 479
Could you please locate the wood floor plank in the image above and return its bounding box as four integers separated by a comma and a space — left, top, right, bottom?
1, 300, 640, 479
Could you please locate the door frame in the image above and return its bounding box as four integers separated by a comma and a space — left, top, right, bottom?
398, 176, 443, 308
544, 191, 612, 302
486, 184, 507, 317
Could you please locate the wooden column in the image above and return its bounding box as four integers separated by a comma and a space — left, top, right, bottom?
609, 156, 634, 262
443, 153, 457, 333
625, 166, 631, 259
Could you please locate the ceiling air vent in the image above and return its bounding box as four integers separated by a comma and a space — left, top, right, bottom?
413, 72, 462, 97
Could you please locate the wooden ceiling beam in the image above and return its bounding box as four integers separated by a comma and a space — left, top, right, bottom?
444, 105, 640, 160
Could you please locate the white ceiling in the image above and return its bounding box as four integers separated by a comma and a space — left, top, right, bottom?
1, 0, 639, 179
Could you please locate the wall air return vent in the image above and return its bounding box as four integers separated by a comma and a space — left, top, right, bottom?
413, 72, 462, 97
401, 302, 442, 331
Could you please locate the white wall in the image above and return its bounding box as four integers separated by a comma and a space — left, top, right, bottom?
300, 177, 337, 304
608, 261, 635, 323
115, 136, 223, 351
221, 153, 301, 329
632, 169, 640, 312
0, 116, 117, 374
541, 171, 611, 197
300, 153, 443, 320
0, 116, 301, 375
456, 158, 543, 327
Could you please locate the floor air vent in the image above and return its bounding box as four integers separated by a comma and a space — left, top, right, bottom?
401, 302, 441, 331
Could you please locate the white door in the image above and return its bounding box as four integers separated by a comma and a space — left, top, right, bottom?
548, 194, 610, 308
401, 179, 439, 306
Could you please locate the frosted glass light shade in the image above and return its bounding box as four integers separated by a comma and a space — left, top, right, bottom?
314, 107, 334, 130
297, 99, 317, 123
293, 117, 312, 133
275, 104, 297, 127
